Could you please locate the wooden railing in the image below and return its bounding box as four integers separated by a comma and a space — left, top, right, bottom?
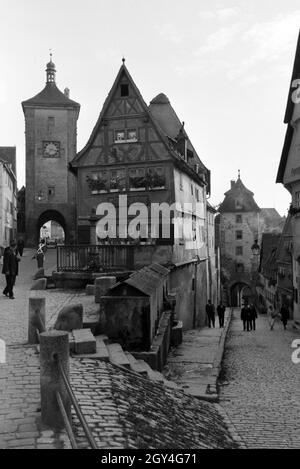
56, 244, 135, 272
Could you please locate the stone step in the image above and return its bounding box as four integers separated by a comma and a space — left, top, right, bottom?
124, 352, 148, 376
72, 329, 96, 355
107, 343, 131, 369
74, 336, 110, 361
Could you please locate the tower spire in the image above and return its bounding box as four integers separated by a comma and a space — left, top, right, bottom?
46, 50, 56, 84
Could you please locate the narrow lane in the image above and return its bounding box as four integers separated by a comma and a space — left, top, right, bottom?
219, 308, 300, 449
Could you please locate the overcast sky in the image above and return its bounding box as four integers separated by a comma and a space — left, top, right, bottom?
1, 0, 299, 216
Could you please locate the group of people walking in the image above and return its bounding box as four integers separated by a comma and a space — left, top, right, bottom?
240, 303, 257, 331
205, 300, 226, 328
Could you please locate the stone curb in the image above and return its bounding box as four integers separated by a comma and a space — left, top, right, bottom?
214, 403, 247, 449
202, 307, 232, 401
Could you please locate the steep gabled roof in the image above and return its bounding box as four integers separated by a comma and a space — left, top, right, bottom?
276, 30, 300, 183
70, 63, 209, 188
219, 176, 260, 213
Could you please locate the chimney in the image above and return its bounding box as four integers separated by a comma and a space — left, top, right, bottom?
64, 87, 70, 98
230, 180, 235, 189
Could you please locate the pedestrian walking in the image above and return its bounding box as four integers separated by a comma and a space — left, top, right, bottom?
246, 305, 253, 331
206, 300, 215, 328
280, 304, 289, 330
217, 302, 225, 327
32, 240, 47, 268
2, 240, 20, 299
269, 305, 280, 330
241, 304, 248, 331
249, 303, 257, 331
16, 237, 25, 257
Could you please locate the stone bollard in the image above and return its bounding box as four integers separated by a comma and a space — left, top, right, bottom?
94, 276, 116, 303
28, 297, 46, 344
40, 330, 70, 429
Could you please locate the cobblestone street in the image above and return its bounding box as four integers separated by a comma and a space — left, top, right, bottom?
219, 308, 300, 449
0, 249, 77, 448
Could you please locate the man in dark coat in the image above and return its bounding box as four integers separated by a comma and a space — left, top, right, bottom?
241, 305, 248, 331
217, 302, 226, 328
17, 238, 25, 257
280, 304, 289, 330
206, 300, 215, 328
2, 240, 20, 299
249, 304, 257, 331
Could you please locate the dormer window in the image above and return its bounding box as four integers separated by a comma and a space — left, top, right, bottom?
121, 84, 129, 97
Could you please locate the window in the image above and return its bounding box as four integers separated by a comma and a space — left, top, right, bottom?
236, 214, 242, 223
179, 172, 183, 191
48, 187, 55, 199
110, 169, 126, 192
115, 130, 126, 142
236, 263, 244, 273
127, 129, 137, 141
114, 129, 137, 143
86, 171, 108, 193
147, 167, 166, 190
195, 188, 199, 202
236, 246, 243, 255
295, 191, 300, 208
236, 230, 243, 240
120, 84, 129, 97
235, 199, 243, 209
191, 184, 193, 196
47, 117, 55, 131
129, 168, 146, 191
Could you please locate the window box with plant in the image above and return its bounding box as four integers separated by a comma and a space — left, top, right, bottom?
86, 174, 108, 194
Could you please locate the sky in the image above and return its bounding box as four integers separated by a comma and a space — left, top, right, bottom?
1, 0, 299, 216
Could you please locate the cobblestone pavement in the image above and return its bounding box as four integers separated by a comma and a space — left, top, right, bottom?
219, 308, 300, 449
0, 249, 80, 449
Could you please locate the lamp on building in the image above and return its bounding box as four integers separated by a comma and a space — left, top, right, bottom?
37, 190, 43, 201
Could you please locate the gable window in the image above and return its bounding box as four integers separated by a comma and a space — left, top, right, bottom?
236, 214, 242, 223
236, 246, 243, 255
114, 129, 138, 143
236, 230, 243, 240
115, 130, 126, 142
235, 199, 243, 210
127, 129, 137, 141
120, 84, 129, 97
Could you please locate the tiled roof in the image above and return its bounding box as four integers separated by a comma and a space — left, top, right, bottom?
22, 83, 80, 108
70, 358, 238, 449
110, 263, 170, 296
0, 146, 16, 176
219, 177, 260, 213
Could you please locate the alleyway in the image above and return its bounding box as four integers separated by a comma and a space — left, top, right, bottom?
219, 308, 300, 449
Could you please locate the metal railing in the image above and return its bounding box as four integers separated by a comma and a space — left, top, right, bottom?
57, 244, 135, 272
53, 353, 98, 449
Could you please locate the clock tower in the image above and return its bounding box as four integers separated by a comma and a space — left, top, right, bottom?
22, 57, 80, 246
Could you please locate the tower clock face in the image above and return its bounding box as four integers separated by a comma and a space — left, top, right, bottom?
43, 141, 60, 158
